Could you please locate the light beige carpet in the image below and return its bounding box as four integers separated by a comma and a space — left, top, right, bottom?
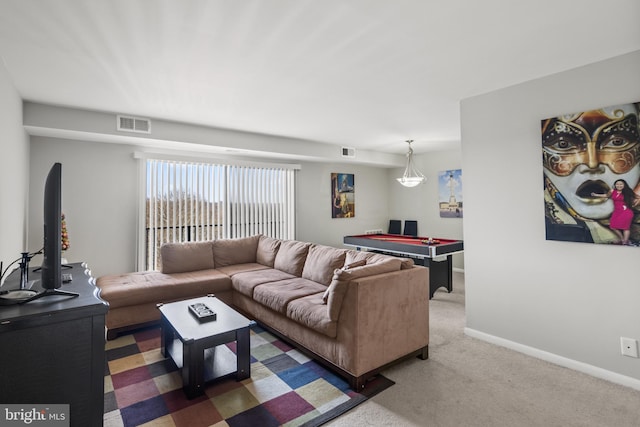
327, 271, 640, 427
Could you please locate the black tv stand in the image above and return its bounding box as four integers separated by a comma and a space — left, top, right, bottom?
0, 262, 108, 427
19, 288, 79, 304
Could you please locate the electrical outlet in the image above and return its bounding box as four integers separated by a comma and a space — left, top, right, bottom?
620, 337, 639, 358
364, 229, 383, 235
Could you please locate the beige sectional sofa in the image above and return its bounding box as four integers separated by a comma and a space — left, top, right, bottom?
96, 235, 429, 389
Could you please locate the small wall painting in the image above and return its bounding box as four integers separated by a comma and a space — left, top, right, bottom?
438, 169, 463, 218
331, 173, 355, 218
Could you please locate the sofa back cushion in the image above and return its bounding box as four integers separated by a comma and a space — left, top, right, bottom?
344, 249, 414, 269
301, 244, 346, 286
160, 241, 215, 274
256, 235, 281, 267
324, 257, 403, 321
213, 235, 260, 267
344, 259, 367, 269
273, 240, 311, 276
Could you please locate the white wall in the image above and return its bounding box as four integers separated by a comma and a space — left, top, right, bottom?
28, 138, 139, 278
296, 162, 391, 247
389, 149, 464, 270
0, 59, 29, 283
462, 50, 640, 386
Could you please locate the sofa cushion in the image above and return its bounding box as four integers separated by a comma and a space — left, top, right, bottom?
318, 257, 367, 303
213, 235, 260, 267
97, 270, 231, 309
301, 245, 347, 286
324, 257, 403, 321
216, 263, 269, 277
344, 250, 414, 269
256, 235, 281, 267
286, 293, 337, 338
400, 258, 415, 269
160, 241, 215, 274
344, 259, 366, 269
343, 250, 379, 266
273, 240, 311, 276
231, 268, 296, 298
253, 278, 327, 313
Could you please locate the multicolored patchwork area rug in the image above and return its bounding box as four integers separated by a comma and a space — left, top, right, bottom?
104, 325, 393, 427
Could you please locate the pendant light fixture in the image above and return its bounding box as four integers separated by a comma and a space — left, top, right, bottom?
396, 140, 425, 187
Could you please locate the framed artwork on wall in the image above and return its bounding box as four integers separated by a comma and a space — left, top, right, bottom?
438, 169, 463, 218
542, 101, 640, 246
331, 173, 355, 218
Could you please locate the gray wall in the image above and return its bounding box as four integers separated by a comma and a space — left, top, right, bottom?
28, 138, 139, 278
26, 137, 397, 278
24, 103, 403, 168
0, 59, 29, 282
296, 162, 392, 247
461, 50, 640, 386
21, 101, 465, 277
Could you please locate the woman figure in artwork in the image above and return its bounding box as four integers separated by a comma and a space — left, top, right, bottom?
591, 179, 640, 245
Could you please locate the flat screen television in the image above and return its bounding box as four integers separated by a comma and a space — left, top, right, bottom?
41, 162, 63, 290
21, 162, 78, 303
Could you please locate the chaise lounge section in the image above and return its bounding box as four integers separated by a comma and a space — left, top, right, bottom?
97, 235, 429, 389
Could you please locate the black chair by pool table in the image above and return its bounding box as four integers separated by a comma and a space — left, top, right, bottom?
403, 220, 418, 236
388, 219, 402, 234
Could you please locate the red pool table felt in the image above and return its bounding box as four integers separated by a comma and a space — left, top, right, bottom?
347, 234, 457, 246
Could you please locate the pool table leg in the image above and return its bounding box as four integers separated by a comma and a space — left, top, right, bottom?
423, 255, 453, 299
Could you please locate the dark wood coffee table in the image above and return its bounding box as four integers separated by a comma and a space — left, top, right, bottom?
158, 295, 253, 399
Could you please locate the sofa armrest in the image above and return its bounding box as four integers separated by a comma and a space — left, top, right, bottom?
336, 265, 429, 375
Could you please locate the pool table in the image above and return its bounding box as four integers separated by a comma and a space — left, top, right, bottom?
343, 233, 463, 299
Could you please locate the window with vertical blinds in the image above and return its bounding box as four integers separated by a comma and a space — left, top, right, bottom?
144, 158, 295, 271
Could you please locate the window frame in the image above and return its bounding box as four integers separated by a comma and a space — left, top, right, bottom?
135, 152, 299, 271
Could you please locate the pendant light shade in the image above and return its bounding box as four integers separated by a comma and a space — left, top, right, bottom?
396, 140, 425, 187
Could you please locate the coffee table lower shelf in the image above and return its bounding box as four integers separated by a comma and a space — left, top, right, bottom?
162, 329, 251, 399
167, 337, 244, 381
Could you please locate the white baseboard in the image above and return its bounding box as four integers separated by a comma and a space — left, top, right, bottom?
464, 327, 640, 391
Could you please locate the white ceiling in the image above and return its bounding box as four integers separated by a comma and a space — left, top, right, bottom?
1, 0, 639, 155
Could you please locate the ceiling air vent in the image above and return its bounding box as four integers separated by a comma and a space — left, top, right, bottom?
117, 115, 151, 134
341, 146, 356, 158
